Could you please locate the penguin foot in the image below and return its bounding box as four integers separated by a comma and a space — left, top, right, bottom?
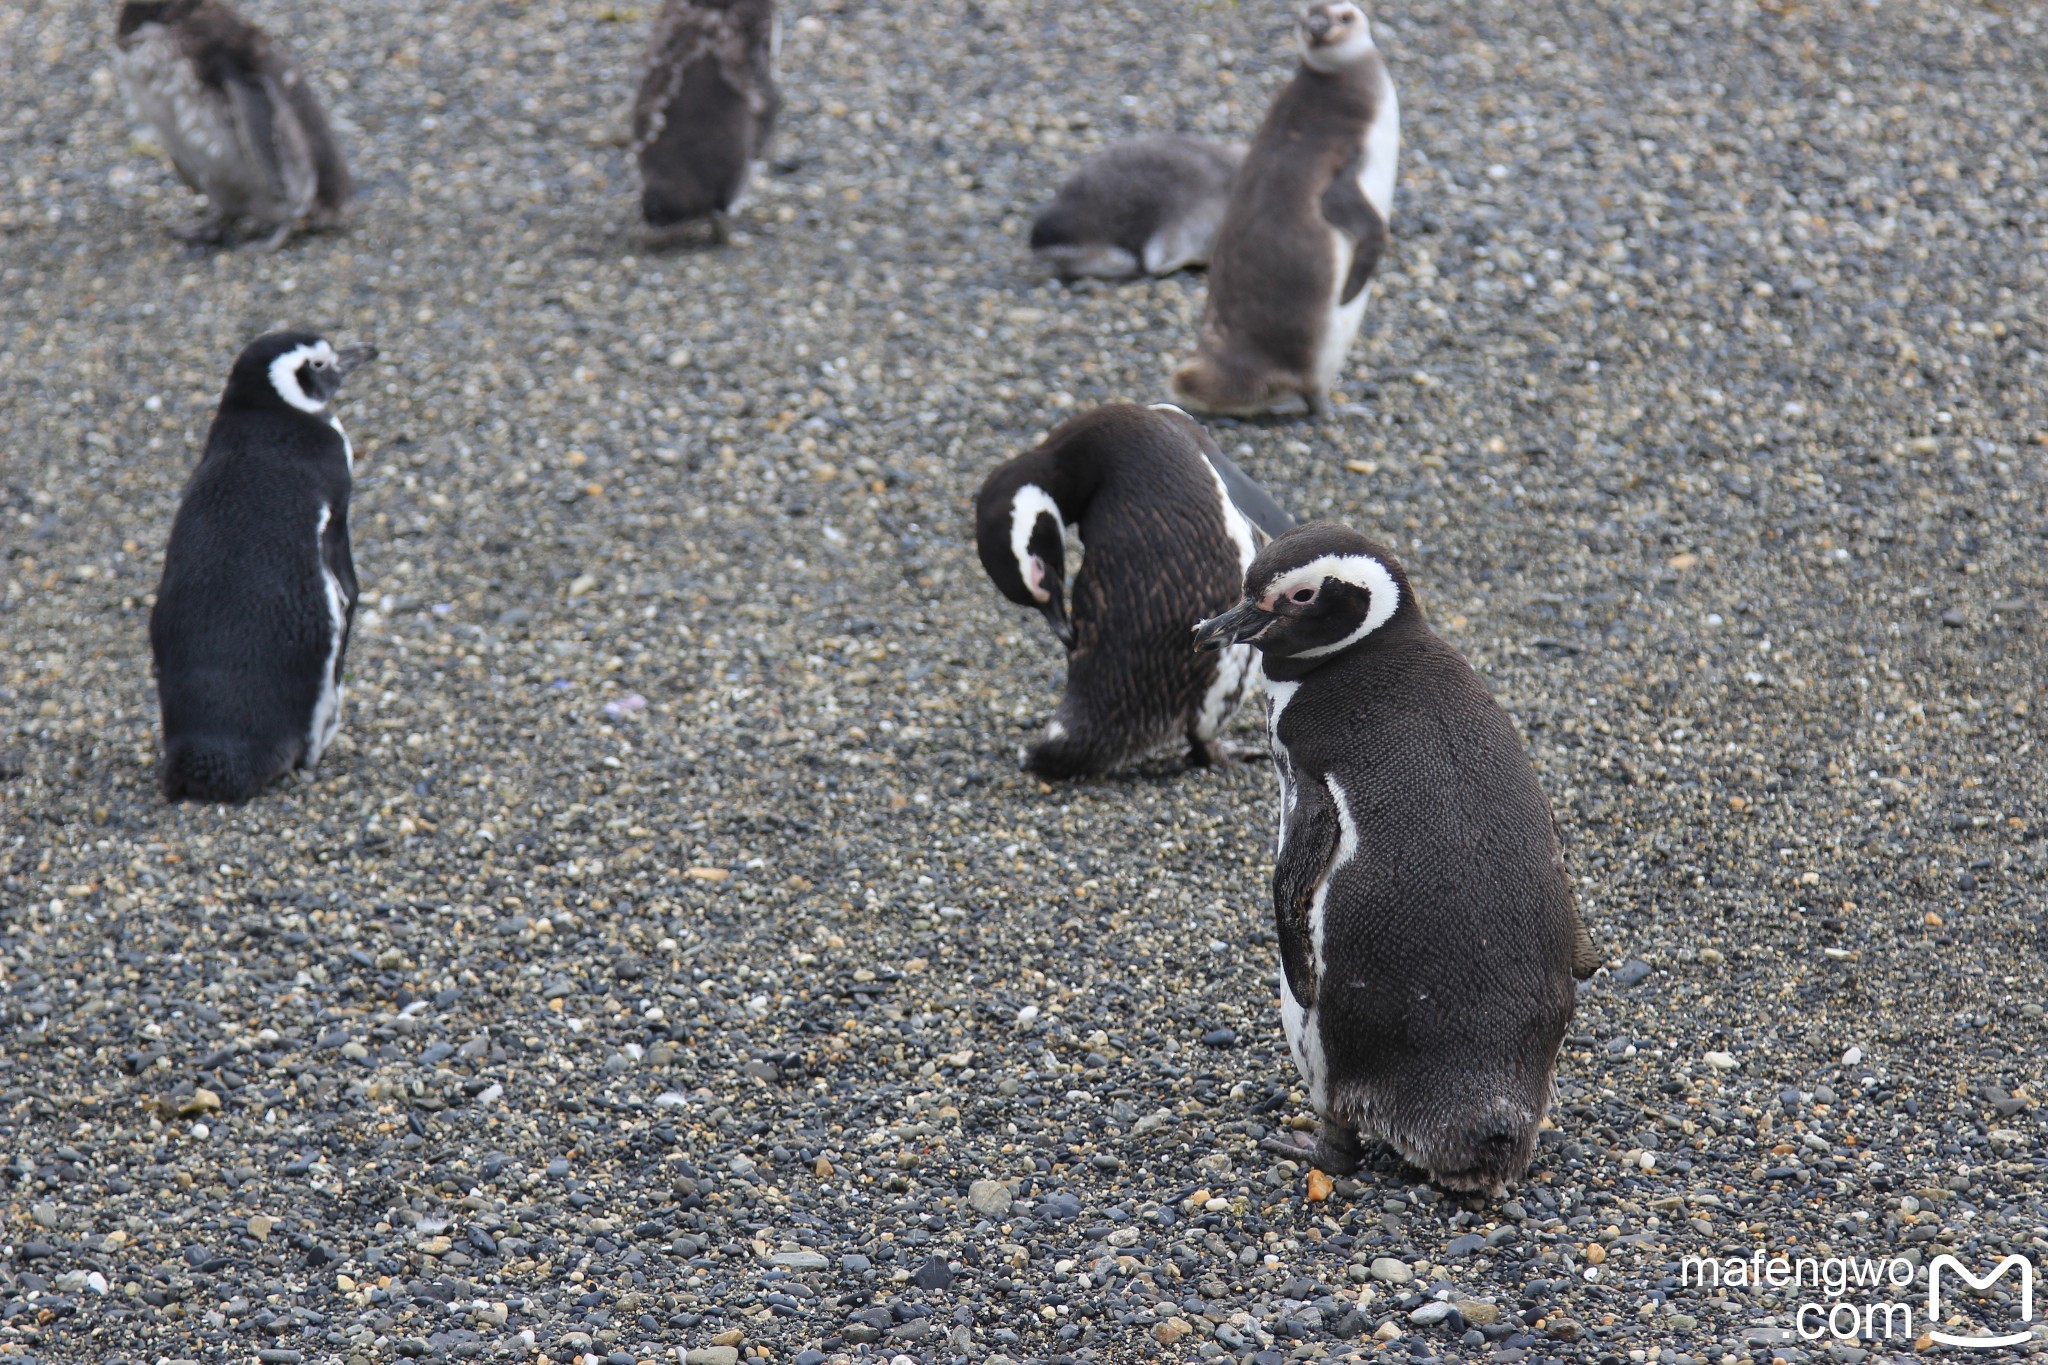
710, 212, 733, 247
171, 215, 232, 246
1259, 1121, 1363, 1177
251, 223, 297, 253
1189, 737, 1268, 768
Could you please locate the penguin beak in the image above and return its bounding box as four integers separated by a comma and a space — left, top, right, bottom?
1193, 599, 1271, 651
334, 344, 378, 376
1303, 10, 1334, 39
1039, 595, 1075, 651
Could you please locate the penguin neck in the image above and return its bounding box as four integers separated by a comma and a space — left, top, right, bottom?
1014, 443, 1104, 528
1261, 608, 1426, 683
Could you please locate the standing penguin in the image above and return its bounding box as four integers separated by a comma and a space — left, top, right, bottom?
1195, 523, 1599, 1192
976, 403, 1294, 777
114, 0, 353, 249
1172, 2, 1398, 418
631, 0, 780, 245
1029, 135, 1246, 281
152, 331, 376, 802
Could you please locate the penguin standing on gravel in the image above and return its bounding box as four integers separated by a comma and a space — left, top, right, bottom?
631, 0, 780, 244
152, 331, 376, 802
1172, 2, 1398, 417
976, 403, 1294, 777
1195, 523, 1599, 1192
114, 0, 353, 249
1029, 135, 1245, 281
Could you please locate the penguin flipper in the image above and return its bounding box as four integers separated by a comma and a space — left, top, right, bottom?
224, 70, 301, 210
1202, 443, 1296, 539
1273, 773, 1342, 1012
278, 69, 351, 217
1319, 156, 1387, 306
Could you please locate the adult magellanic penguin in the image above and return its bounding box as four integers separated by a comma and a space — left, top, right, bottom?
976, 403, 1294, 778
1030, 135, 1245, 281
152, 331, 376, 802
1172, 2, 1398, 418
631, 0, 780, 245
1196, 523, 1599, 1193
114, 0, 353, 249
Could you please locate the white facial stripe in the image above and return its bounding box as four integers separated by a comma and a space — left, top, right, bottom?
1008, 484, 1062, 603
1266, 552, 1400, 658
268, 340, 337, 414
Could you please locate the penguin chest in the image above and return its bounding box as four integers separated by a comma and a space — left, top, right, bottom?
115, 33, 237, 189
305, 503, 349, 768
1313, 73, 1401, 391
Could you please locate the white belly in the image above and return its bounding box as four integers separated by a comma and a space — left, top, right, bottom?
305, 503, 348, 768
1315, 66, 1400, 391
1280, 972, 1327, 1112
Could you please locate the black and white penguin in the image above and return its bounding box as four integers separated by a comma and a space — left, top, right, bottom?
975, 403, 1294, 778
114, 0, 353, 249
1195, 523, 1599, 1193
1029, 135, 1246, 281
631, 0, 780, 245
1172, 2, 1398, 418
151, 331, 376, 803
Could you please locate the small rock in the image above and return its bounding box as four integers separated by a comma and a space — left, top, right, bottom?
1410, 1301, 1457, 1327
1201, 1027, 1237, 1047
771, 1251, 829, 1271
1444, 1233, 1485, 1257
967, 1179, 1013, 1218
913, 1255, 954, 1290
1155, 1316, 1194, 1345
247, 1214, 274, 1241
1370, 1256, 1413, 1285
1457, 1300, 1500, 1326
1545, 1318, 1583, 1342
684, 1349, 739, 1365
1305, 1169, 1334, 1202
1612, 959, 1652, 987
1703, 1051, 1740, 1072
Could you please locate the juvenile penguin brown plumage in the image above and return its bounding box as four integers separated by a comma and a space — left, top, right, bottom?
631, 0, 780, 244
114, 0, 353, 248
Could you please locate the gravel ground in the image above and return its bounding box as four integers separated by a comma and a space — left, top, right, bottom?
3, 1, 2047, 1363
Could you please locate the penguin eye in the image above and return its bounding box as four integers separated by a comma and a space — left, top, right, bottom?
1290, 587, 1315, 603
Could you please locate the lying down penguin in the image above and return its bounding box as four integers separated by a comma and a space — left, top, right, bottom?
1197, 522, 1601, 1193
975, 402, 1294, 777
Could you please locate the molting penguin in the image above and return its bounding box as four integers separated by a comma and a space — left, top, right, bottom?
975, 403, 1294, 778
1172, 2, 1398, 418
631, 0, 780, 245
1195, 523, 1598, 1192
1030, 135, 1245, 281
114, 0, 353, 249
151, 331, 376, 802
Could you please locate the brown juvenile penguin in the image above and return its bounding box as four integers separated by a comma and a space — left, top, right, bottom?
631, 0, 780, 245
1172, 2, 1398, 417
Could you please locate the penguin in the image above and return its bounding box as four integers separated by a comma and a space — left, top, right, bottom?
631, 0, 781, 245
1029, 135, 1246, 281
151, 331, 377, 803
1171, 2, 1398, 418
1194, 523, 1599, 1193
114, 0, 353, 249
975, 403, 1295, 778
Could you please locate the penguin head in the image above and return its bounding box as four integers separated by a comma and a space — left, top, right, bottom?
1297, 2, 1377, 72
1194, 521, 1413, 665
222, 331, 378, 416
975, 472, 1073, 649
117, 2, 201, 38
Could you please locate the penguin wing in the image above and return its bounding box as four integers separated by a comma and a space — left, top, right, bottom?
1202, 446, 1295, 540
1553, 810, 1602, 979
276, 67, 351, 213
1272, 771, 1342, 1012
223, 69, 305, 204
1320, 155, 1387, 307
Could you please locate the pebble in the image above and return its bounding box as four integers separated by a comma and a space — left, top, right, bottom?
1370, 1257, 1414, 1285
684, 1349, 740, 1365
967, 1179, 1014, 1217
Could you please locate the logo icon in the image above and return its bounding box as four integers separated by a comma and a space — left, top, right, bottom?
1927, 1254, 2035, 1349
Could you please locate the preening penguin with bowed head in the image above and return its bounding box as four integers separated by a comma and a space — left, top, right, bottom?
113, 0, 354, 249
1196, 523, 1600, 1194
975, 403, 1295, 778
151, 331, 377, 803
1171, 1, 1398, 418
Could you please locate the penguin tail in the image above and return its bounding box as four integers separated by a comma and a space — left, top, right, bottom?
161, 739, 276, 804
1171, 355, 1270, 416
1426, 1105, 1541, 1196
1022, 730, 1103, 781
